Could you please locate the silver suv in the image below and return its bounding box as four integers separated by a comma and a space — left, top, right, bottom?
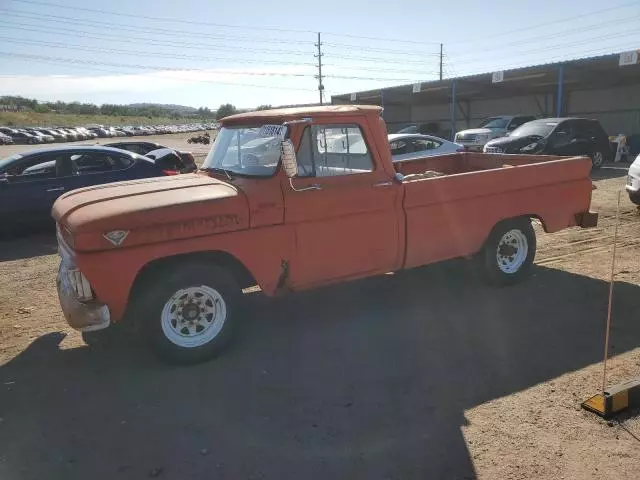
455, 115, 536, 151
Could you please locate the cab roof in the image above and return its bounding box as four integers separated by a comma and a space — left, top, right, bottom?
221, 105, 382, 125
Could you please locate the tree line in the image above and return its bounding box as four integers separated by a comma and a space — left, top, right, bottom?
1, 96, 273, 120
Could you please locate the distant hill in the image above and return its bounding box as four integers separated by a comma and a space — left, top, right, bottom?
127, 103, 199, 115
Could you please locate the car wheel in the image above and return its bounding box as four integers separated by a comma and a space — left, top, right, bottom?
591, 151, 605, 169
138, 264, 240, 364
482, 218, 536, 286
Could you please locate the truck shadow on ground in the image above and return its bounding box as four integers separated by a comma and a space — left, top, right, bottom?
1, 263, 639, 480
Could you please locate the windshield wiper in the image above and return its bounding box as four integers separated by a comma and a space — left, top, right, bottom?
201, 166, 233, 180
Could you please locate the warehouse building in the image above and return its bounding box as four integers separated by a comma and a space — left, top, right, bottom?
331, 51, 640, 140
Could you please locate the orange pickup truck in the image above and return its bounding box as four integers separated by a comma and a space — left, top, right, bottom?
52, 105, 597, 363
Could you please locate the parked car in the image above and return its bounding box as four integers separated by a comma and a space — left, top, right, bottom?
389, 134, 463, 161
24, 129, 55, 143
51, 105, 597, 363
0, 146, 177, 232
455, 115, 537, 151
88, 127, 110, 138
397, 123, 440, 135
483, 118, 612, 169
0, 128, 42, 144
0, 133, 13, 145
104, 141, 197, 172
39, 128, 67, 142
626, 153, 640, 205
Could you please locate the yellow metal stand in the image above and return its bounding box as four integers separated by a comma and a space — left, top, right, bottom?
581, 192, 640, 418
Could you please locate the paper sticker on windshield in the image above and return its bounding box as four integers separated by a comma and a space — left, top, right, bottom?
259, 125, 286, 139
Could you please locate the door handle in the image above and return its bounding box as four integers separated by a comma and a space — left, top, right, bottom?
46, 187, 65, 192
373, 181, 393, 187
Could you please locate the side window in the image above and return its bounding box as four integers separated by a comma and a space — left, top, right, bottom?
411, 139, 442, 152
390, 139, 409, 155
73, 153, 129, 174
296, 124, 374, 177
555, 122, 570, 136
314, 125, 373, 177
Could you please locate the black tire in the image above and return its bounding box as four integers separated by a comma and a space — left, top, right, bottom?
136, 264, 240, 364
590, 151, 605, 169
481, 218, 536, 286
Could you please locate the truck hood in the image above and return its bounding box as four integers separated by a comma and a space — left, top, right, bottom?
53, 173, 249, 252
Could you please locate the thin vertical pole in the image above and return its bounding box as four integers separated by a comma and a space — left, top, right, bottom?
315, 32, 324, 105
602, 191, 621, 393
450, 80, 457, 140
439, 43, 443, 81
556, 64, 564, 117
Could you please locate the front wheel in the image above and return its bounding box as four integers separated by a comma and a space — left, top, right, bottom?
482, 219, 536, 286
138, 264, 240, 364
591, 151, 605, 169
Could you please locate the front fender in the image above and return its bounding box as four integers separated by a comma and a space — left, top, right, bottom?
76, 225, 294, 322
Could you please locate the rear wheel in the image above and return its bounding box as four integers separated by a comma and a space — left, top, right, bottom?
591, 151, 605, 169
138, 264, 240, 364
482, 219, 536, 286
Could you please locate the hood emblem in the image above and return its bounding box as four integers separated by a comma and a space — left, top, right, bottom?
103, 230, 129, 247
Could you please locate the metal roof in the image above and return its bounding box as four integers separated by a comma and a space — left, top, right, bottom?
331, 52, 640, 107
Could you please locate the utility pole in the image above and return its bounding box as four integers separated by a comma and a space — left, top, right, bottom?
315, 32, 324, 105
439, 43, 443, 81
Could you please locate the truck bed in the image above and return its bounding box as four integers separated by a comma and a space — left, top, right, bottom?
393, 152, 594, 269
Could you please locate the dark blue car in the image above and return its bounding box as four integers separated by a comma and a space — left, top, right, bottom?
0, 146, 173, 233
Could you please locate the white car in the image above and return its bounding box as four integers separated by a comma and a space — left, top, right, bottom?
626, 153, 640, 205
454, 115, 536, 151
388, 134, 463, 162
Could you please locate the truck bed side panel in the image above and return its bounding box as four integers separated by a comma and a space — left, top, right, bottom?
401, 156, 592, 268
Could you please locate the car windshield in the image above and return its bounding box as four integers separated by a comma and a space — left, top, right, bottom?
510, 122, 557, 138
478, 117, 509, 129
202, 126, 283, 177
0, 154, 23, 172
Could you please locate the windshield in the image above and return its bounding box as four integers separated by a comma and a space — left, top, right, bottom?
478, 117, 510, 129
510, 122, 557, 138
0, 154, 23, 172
202, 126, 283, 177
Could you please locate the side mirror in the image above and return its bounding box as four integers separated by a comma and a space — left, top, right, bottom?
281, 139, 298, 178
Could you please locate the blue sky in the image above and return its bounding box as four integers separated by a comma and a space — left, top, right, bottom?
0, 0, 638, 109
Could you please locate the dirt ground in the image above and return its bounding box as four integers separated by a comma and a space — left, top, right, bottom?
0, 160, 639, 479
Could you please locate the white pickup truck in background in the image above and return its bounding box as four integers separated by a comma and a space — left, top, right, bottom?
454, 115, 536, 151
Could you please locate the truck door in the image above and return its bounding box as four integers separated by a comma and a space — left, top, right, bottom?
282, 122, 403, 288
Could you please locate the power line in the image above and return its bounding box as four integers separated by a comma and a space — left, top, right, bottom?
451, 30, 640, 65
0, 52, 315, 77
322, 51, 440, 65
3, 51, 424, 83
8, 0, 444, 47
8, 0, 315, 34
323, 63, 439, 75
0, 36, 318, 67
449, 16, 640, 58
0, 8, 313, 45
0, 21, 314, 56
449, 0, 640, 45
323, 42, 440, 57
453, 44, 640, 77
0, 54, 318, 91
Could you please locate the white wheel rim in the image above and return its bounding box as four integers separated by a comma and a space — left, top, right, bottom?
593, 151, 603, 166
496, 229, 528, 274
160, 285, 227, 348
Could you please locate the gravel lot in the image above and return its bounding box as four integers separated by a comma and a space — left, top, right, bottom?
0, 152, 639, 479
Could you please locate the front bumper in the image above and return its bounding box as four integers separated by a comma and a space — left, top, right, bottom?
57, 265, 111, 331
459, 143, 485, 152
